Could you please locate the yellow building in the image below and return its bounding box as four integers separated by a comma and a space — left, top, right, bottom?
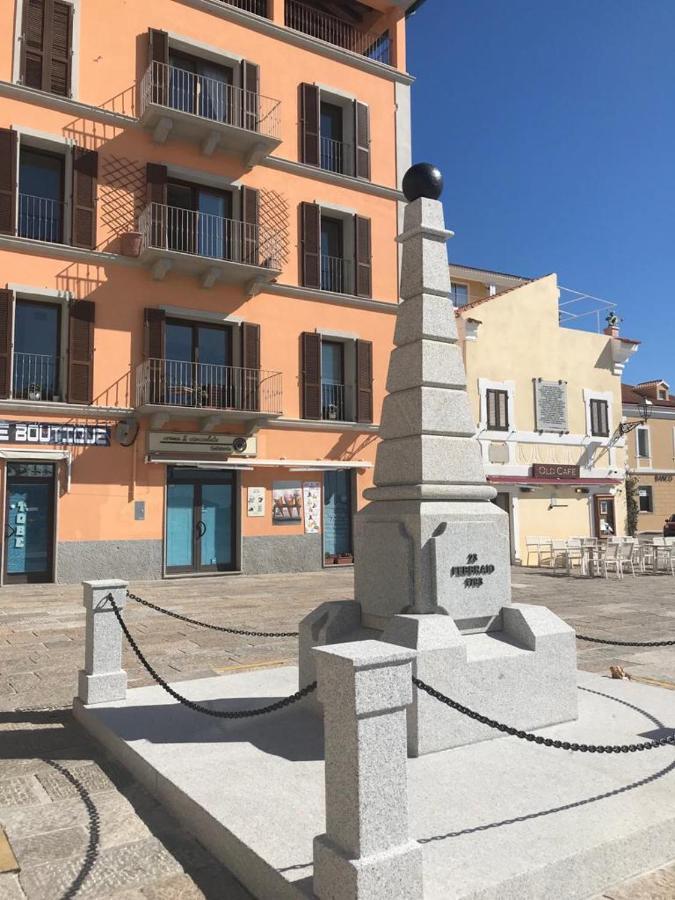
451, 265, 640, 564
623, 380, 675, 534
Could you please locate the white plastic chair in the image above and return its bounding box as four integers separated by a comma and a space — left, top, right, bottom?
550, 540, 569, 572
566, 538, 584, 575
618, 541, 637, 577
602, 541, 622, 579
525, 536, 542, 567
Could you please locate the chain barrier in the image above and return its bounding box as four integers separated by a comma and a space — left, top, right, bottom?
126, 591, 299, 639
575, 634, 675, 648
109, 595, 315, 719
413, 676, 675, 754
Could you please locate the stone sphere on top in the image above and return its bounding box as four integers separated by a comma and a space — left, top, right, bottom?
402, 163, 443, 202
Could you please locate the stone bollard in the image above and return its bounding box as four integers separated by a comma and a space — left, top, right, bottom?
313, 640, 423, 900
78, 579, 129, 705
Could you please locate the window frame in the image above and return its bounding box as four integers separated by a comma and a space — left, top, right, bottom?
636, 425, 651, 460
450, 282, 469, 307
486, 388, 509, 432
589, 398, 610, 438
13, 0, 80, 100
638, 485, 653, 513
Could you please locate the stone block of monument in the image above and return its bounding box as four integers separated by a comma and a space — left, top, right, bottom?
299, 163, 578, 754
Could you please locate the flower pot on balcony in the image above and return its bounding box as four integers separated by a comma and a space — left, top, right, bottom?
336, 553, 353, 565
121, 231, 143, 257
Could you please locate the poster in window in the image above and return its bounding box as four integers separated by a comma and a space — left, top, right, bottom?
247, 487, 265, 517
303, 482, 321, 534
272, 481, 303, 524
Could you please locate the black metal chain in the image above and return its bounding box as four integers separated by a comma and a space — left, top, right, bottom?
575, 634, 675, 647
126, 591, 299, 639
413, 677, 675, 753
109, 595, 315, 719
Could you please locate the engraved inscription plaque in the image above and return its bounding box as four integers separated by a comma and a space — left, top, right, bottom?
535, 379, 568, 432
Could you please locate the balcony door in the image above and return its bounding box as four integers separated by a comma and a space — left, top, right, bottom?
168, 51, 234, 124
320, 101, 344, 173
320, 216, 344, 292
166, 467, 237, 574
13, 300, 61, 402
321, 340, 345, 421
18, 148, 65, 243
165, 319, 232, 409
166, 180, 233, 259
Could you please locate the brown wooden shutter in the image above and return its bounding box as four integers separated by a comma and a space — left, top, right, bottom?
21, 0, 46, 90
146, 163, 167, 248
149, 29, 169, 105
0, 290, 15, 400
302, 332, 322, 420
144, 308, 165, 405
354, 215, 372, 298
71, 147, 98, 249
0, 128, 18, 236
301, 202, 321, 289
240, 186, 259, 266
300, 83, 320, 167
49, 1, 72, 96
241, 322, 260, 412
240, 60, 260, 131
354, 101, 371, 180
68, 300, 95, 404
356, 339, 373, 424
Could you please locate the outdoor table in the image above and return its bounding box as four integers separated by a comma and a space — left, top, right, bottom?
581, 544, 604, 577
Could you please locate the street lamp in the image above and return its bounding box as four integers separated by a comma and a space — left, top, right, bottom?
618, 396, 653, 435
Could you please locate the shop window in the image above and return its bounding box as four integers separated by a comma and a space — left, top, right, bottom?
638, 486, 653, 513
486, 388, 509, 431
590, 398, 609, 437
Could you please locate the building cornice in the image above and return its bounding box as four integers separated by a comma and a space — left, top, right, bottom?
260, 281, 399, 313
262, 156, 403, 200
0, 401, 133, 419
627, 468, 675, 476
623, 403, 675, 421
0, 235, 137, 266
0, 80, 136, 126
175, 0, 415, 85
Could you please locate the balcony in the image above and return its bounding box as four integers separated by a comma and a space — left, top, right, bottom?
140, 61, 282, 162
137, 203, 283, 288
217, 0, 269, 15
320, 136, 354, 176
12, 352, 62, 403
321, 255, 353, 295
136, 358, 283, 426
18, 194, 65, 245
285, 1, 391, 65
321, 381, 355, 423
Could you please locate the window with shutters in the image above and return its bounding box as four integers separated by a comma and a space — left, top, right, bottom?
301, 333, 373, 424
589, 398, 610, 437
18, 146, 65, 244
486, 389, 509, 431
300, 204, 371, 298
18, 0, 75, 98
300, 84, 370, 180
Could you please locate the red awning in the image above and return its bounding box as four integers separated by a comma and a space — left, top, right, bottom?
488, 475, 622, 486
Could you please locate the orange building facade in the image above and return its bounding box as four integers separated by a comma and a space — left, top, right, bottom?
0, 0, 416, 583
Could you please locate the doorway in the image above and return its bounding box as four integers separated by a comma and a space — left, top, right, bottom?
593, 494, 616, 539
323, 470, 353, 564
491, 491, 514, 561
4, 462, 56, 583
165, 467, 237, 575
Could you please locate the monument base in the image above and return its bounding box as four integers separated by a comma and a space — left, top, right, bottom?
299, 602, 578, 756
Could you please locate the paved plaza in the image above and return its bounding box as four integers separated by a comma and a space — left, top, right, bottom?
0, 569, 674, 898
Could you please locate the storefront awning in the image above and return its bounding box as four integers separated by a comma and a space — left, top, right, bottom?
146, 454, 372, 470
488, 475, 622, 487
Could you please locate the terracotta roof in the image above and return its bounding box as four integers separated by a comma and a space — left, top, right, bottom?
636, 379, 669, 388
622, 383, 675, 408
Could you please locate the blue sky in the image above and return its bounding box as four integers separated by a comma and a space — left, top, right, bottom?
406, 0, 674, 387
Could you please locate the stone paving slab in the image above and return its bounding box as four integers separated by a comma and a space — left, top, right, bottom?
1, 568, 674, 898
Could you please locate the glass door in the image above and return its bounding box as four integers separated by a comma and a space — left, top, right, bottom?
594, 495, 616, 539
4, 463, 55, 583
323, 470, 353, 564
166, 468, 237, 574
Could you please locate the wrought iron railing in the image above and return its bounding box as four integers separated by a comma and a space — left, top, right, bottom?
321, 255, 352, 294
12, 352, 61, 402
136, 358, 283, 415
321, 381, 354, 422
18, 194, 65, 244
320, 136, 354, 175
217, 0, 269, 16
285, 0, 391, 64
141, 61, 281, 139
138, 203, 282, 270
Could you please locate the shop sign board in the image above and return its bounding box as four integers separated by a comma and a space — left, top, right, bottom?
148, 431, 257, 456
0, 421, 111, 446
532, 463, 580, 480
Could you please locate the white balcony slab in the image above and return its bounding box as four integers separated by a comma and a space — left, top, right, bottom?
139, 244, 280, 289
75, 666, 675, 900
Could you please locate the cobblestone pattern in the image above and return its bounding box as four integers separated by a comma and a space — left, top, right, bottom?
1, 568, 674, 898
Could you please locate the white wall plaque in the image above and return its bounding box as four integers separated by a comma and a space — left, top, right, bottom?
247, 487, 265, 517
534, 379, 568, 432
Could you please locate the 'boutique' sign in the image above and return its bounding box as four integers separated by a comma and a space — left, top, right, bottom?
0, 421, 111, 446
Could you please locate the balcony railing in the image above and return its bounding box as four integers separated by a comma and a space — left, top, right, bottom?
321, 380, 354, 422
136, 358, 283, 415
18, 194, 65, 244
285, 0, 391, 64
321, 255, 352, 294
141, 61, 281, 140
320, 136, 353, 176
12, 352, 61, 402
217, 0, 269, 16
138, 203, 282, 270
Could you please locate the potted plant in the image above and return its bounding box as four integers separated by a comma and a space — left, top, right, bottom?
121, 230, 143, 257
336, 553, 353, 565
